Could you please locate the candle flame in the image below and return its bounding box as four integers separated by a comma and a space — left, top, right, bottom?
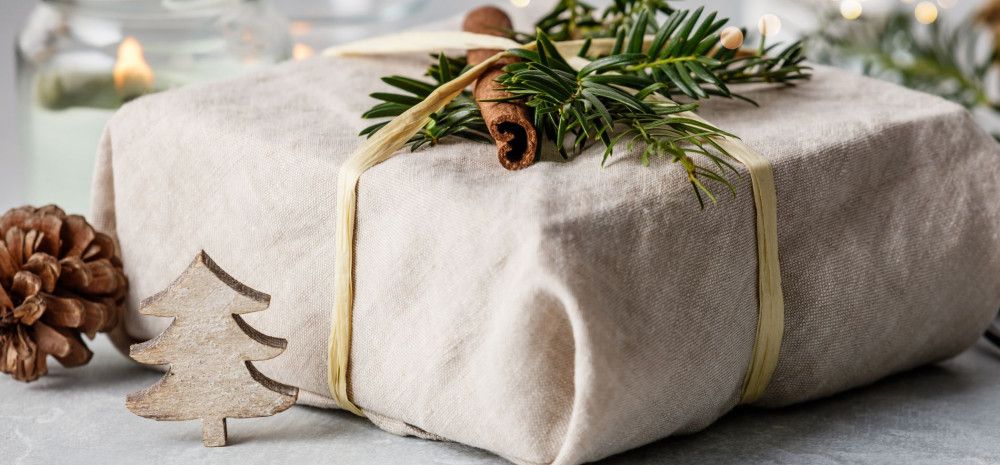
113, 37, 154, 97
293, 43, 315, 61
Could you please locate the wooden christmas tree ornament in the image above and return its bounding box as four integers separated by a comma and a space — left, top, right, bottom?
125, 251, 297, 447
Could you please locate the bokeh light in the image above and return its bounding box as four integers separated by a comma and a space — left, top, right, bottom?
840, 0, 863, 20
720, 26, 744, 50
914, 1, 939, 24
758, 14, 782, 38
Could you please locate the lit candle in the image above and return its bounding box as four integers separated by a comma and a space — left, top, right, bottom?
34, 37, 157, 110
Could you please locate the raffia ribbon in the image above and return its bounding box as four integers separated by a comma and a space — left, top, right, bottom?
324, 31, 784, 416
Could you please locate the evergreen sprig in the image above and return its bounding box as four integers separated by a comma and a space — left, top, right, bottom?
359, 1, 812, 205
496, 30, 739, 205
530, 0, 675, 42
807, 9, 997, 115
360, 54, 490, 150
595, 7, 810, 103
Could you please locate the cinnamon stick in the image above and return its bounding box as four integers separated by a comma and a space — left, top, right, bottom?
463, 6, 538, 170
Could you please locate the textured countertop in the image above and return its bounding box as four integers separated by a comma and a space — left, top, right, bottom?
2, 336, 999, 465
3, 3, 1000, 463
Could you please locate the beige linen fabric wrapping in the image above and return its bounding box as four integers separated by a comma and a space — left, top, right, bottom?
91, 52, 1000, 465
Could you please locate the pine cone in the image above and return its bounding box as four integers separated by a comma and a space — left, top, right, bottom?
0, 205, 128, 382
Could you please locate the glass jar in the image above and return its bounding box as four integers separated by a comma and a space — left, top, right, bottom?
282, 0, 429, 56
16, 0, 291, 214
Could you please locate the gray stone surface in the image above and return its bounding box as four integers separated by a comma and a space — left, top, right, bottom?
1, 337, 999, 465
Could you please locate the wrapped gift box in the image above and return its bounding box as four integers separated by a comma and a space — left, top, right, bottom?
91, 52, 1000, 465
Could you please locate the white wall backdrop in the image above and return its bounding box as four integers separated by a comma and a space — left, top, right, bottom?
0, 1, 36, 208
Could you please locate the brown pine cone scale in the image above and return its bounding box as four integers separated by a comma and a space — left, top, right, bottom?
0, 205, 128, 382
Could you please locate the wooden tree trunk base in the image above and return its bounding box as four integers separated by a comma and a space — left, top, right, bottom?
203, 417, 227, 447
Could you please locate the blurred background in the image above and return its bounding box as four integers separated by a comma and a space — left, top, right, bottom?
0, 0, 993, 216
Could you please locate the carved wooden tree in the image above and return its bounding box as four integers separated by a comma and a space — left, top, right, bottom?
126, 251, 297, 447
